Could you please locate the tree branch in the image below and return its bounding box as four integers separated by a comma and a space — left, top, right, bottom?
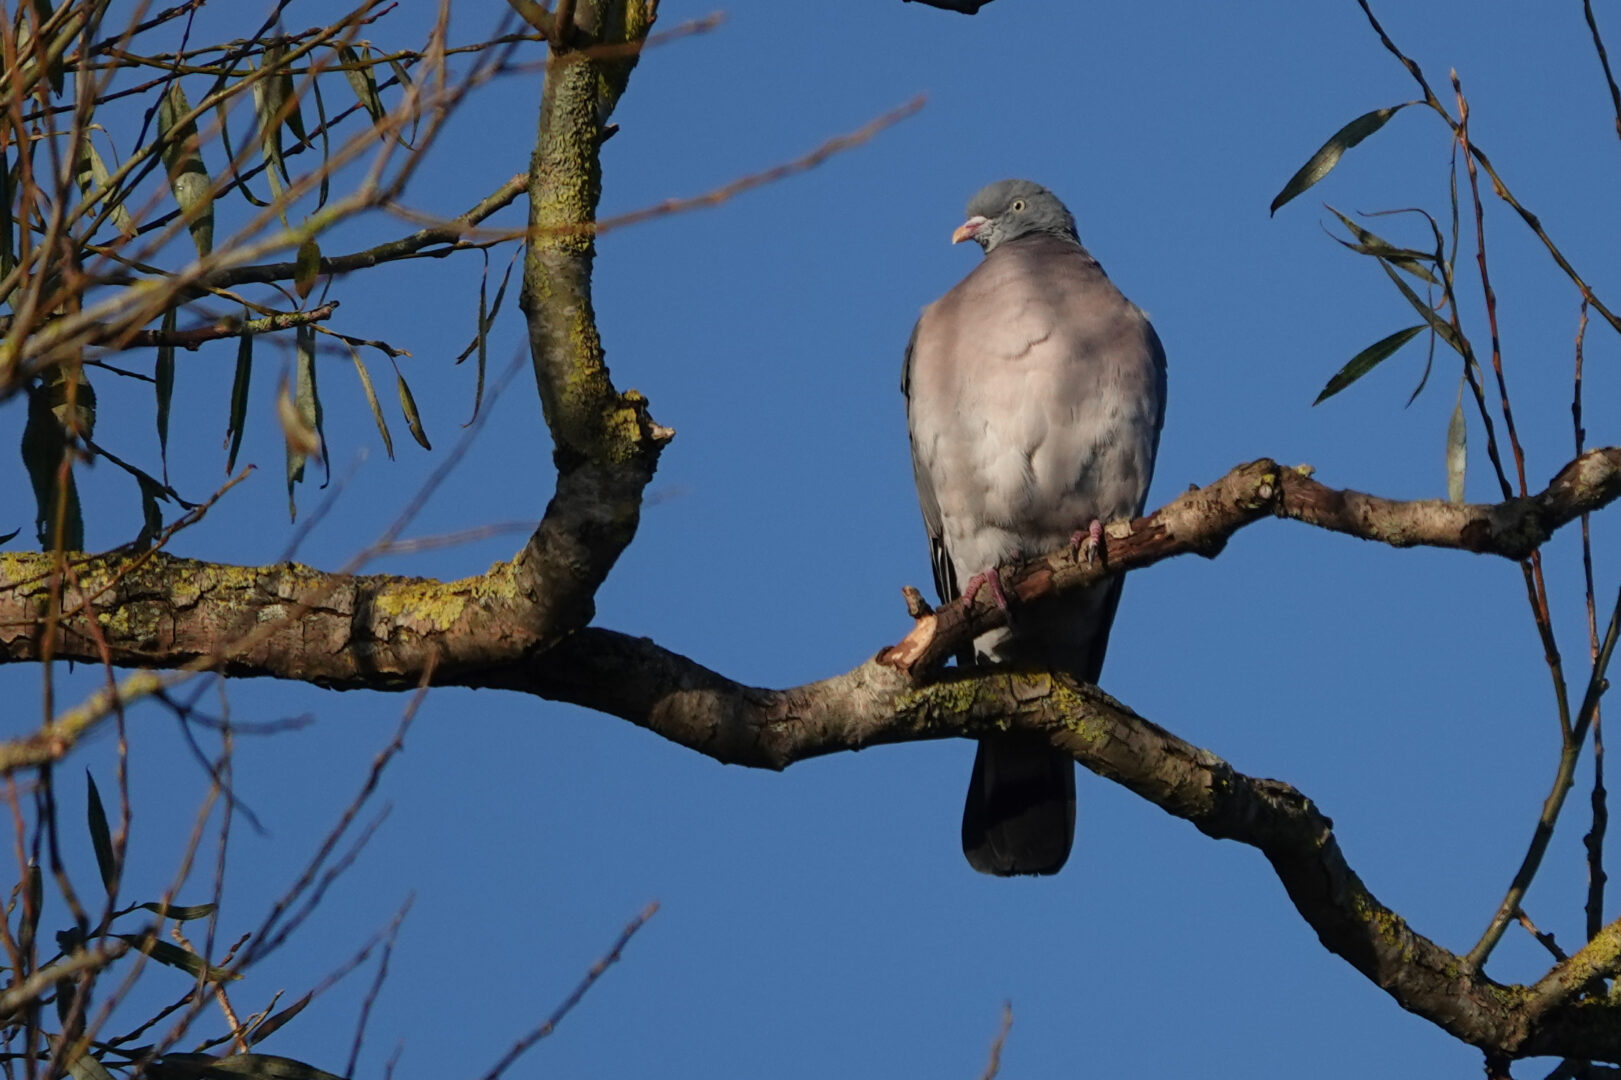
879, 449, 1621, 674
509, 0, 670, 645
2, 449, 1615, 746
515, 629, 1613, 1062
110, 302, 339, 349
3, 452, 1621, 1060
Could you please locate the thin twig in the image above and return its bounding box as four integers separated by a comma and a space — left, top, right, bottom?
1515, 908, 1569, 961
1470, 595, 1621, 967
476, 902, 659, 1080
114, 302, 339, 349
344, 900, 410, 1079
1453, 73, 1528, 497
1575, 300, 1608, 942
1469, 590, 1621, 968
1357, 0, 1621, 336
978, 1002, 1013, 1080
1583, 0, 1621, 142
405, 97, 928, 246
591, 97, 923, 236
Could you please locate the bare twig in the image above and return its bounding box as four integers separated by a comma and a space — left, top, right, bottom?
344, 900, 410, 1079
112, 303, 339, 350
1471, 589, 1621, 969
1517, 909, 1569, 962
476, 902, 658, 1080
978, 1002, 1012, 1080
1575, 300, 1608, 943
1356, 0, 1621, 336
1583, 0, 1621, 142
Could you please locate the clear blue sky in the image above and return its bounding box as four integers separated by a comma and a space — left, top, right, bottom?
9, 1, 1621, 1077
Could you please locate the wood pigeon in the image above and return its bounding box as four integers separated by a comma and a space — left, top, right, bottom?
902, 179, 1167, 875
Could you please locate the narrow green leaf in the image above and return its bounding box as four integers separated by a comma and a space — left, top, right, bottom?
216, 89, 268, 208
0, 527, 20, 545
14, 5, 48, 97
396, 369, 431, 450
49, 365, 96, 439
473, 272, 487, 422
138, 901, 217, 921
1313, 325, 1425, 405
134, 473, 165, 551
22, 371, 89, 551
305, 328, 329, 488
339, 45, 385, 125
1405, 321, 1439, 407
386, 57, 418, 146
158, 81, 214, 258
1271, 103, 1413, 215
1325, 207, 1437, 284
35, 0, 64, 96
254, 45, 290, 184
293, 236, 321, 300
15, 1, 67, 98
349, 348, 393, 460
85, 771, 117, 895
247, 992, 311, 1045
456, 251, 516, 425
1378, 258, 1466, 354
280, 69, 306, 147
225, 327, 253, 474
67, 1054, 115, 1080
282, 328, 323, 520
114, 935, 239, 981
1447, 388, 1467, 504
155, 308, 176, 480
72, 137, 135, 238
309, 77, 330, 210
462, 255, 491, 425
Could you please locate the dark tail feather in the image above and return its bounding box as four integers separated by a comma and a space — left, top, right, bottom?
961, 734, 1076, 876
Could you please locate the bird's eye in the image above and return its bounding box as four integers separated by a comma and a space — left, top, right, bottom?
1011, 199, 1026, 212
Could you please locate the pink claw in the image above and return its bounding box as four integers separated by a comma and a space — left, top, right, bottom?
1069, 518, 1105, 565
962, 568, 1010, 615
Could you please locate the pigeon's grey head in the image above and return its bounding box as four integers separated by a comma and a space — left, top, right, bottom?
952, 179, 1079, 253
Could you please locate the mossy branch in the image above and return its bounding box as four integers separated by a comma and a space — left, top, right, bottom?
510, 0, 670, 643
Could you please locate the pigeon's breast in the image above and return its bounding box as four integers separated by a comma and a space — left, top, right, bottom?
909, 239, 1164, 578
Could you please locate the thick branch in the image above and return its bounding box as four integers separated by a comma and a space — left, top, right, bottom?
5, 450, 1621, 1060
515, 629, 1603, 1062
510, 0, 669, 644
0, 555, 551, 693
3, 449, 1617, 706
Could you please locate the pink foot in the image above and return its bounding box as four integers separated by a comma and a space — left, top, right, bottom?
1069, 519, 1104, 565
962, 568, 1010, 614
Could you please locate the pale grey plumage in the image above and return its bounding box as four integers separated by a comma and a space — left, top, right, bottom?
903, 179, 1166, 876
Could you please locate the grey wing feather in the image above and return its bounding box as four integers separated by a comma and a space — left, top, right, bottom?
902, 319, 960, 604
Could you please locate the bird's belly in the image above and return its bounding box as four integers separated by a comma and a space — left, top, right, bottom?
935, 394, 1152, 577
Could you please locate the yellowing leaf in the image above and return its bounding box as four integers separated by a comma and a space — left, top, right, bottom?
158, 81, 214, 257
294, 236, 321, 299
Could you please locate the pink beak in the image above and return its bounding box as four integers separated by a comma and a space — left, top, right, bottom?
951, 215, 989, 244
